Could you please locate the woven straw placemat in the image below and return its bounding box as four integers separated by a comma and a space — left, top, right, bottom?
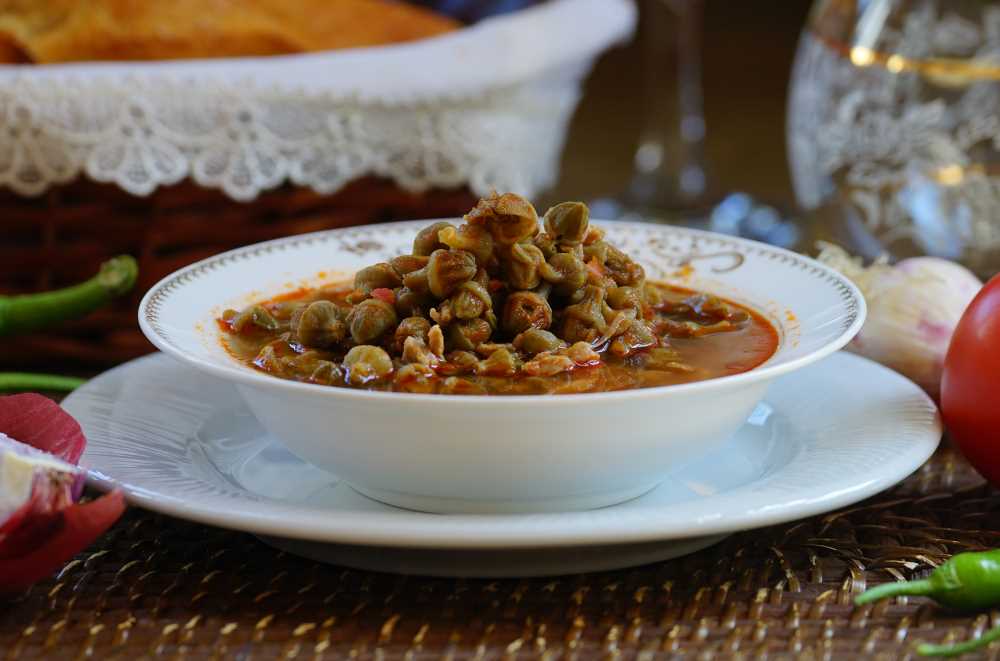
3, 443, 999, 660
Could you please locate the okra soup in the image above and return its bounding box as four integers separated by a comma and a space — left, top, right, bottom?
219, 193, 779, 396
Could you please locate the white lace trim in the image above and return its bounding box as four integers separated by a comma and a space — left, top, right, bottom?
0, 0, 636, 201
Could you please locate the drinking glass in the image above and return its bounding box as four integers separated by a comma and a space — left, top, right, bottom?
789, 0, 1000, 278
592, 0, 710, 223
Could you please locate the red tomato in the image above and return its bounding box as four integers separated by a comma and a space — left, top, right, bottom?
941, 273, 1000, 486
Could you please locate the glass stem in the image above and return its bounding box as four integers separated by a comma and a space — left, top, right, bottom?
629, 0, 707, 212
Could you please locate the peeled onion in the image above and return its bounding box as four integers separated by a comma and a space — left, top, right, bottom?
817, 244, 982, 399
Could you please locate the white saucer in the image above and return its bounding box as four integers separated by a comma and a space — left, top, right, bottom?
69, 351, 940, 577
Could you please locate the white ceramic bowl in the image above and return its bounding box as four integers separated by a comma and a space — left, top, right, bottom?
139, 220, 865, 514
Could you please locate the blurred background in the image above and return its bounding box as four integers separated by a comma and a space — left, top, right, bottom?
554, 0, 812, 209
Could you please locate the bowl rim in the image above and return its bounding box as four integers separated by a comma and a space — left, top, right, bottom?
138, 220, 867, 406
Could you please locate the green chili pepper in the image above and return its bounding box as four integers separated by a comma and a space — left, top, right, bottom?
0, 373, 87, 392
856, 550, 1000, 611
917, 630, 1000, 658
855, 550, 1000, 657
0, 255, 138, 337
0, 255, 137, 392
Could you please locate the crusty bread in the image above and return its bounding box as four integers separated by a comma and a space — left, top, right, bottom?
0, 0, 459, 63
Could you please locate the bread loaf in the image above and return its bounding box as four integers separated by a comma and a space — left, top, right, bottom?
0, 0, 459, 63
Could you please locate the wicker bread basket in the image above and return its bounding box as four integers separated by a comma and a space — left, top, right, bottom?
1, 178, 475, 367
0, 0, 635, 368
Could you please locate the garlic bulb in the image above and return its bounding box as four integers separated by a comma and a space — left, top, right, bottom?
817, 243, 982, 399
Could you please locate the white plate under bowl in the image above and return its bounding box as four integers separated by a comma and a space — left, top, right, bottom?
137, 219, 865, 514
70, 351, 940, 577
